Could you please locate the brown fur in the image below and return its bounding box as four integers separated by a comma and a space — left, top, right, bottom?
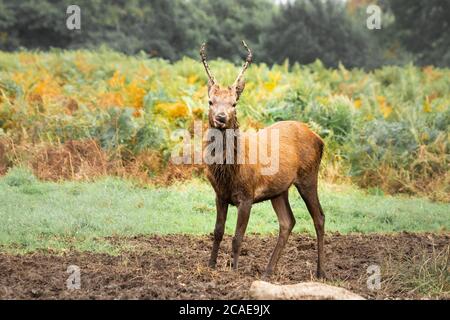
207, 121, 324, 205
201, 43, 325, 278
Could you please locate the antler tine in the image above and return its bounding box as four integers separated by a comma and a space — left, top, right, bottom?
200, 42, 216, 85
233, 40, 253, 86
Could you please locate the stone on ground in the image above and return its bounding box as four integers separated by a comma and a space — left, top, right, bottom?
249, 280, 365, 300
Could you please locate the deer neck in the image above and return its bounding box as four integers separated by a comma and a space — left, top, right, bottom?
218, 117, 240, 165
207, 118, 241, 191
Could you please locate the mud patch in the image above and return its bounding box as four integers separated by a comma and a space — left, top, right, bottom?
0, 233, 448, 299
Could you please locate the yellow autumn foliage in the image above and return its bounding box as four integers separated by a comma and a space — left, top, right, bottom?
423, 97, 432, 113
32, 76, 62, 98
376, 95, 393, 118
98, 92, 124, 107
353, 98, 362, 109
1, 50, 449, 201
126, 80, 146, 109
154, 101, 189, 119
187, 75, 198, 85
108, 71, 125, 88
74, 54, 94, 75
263, 71, 282, 92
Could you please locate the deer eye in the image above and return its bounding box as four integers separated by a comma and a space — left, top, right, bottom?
208, 100, 213, 106
232, 103, 237, 108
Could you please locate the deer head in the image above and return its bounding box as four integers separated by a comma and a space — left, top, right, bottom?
200, 41, 252, 129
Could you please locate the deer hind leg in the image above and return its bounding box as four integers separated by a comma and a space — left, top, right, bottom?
209, 197, 229, 268
231, 200, 252, 270
264, 190, 296, 277
295, 176, 326, 278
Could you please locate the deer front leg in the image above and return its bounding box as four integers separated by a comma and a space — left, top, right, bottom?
232, 200, 252, 270
209, 197, 228, 268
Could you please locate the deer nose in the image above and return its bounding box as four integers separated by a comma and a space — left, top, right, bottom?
215, 113, 227, 124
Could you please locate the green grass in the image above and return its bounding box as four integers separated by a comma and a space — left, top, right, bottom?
0, 167, 449, 253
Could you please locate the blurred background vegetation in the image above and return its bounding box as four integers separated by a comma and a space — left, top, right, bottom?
0, 0, 449, 202
0, 0, 449, 68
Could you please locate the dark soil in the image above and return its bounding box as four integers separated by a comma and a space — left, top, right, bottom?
0, 233, 448, 300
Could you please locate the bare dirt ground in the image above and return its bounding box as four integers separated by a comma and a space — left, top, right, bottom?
0, 233, 448, 300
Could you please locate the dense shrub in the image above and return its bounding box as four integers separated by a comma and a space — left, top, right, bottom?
0, 50, 448, 200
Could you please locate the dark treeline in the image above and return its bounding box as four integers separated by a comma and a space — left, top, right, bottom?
0, 0, 448, 68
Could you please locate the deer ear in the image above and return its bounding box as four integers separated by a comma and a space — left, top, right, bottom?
235, 79, 246, 101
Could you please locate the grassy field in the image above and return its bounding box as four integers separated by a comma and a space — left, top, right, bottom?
0, 167, 448, 254
1, 51, 448, 300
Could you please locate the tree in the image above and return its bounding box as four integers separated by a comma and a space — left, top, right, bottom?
0, 0, 447, 68
387, 0, 450, 67
182, 0, 275, 62
0, 0, 70, 50
261, 0, 382, 68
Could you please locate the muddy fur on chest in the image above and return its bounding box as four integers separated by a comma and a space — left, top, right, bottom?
206, 126, 252, 205
207, 158, 252, 206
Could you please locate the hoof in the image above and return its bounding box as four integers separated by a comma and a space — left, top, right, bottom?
316, 270, 327, 279
261, 271, 273, 281
208, 258, 217, 268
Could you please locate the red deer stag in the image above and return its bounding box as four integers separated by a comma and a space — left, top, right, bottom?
200, 41, 326, 278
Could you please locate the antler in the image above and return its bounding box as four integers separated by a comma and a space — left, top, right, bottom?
233, 40, 253, 86
200, 42, 216, 85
